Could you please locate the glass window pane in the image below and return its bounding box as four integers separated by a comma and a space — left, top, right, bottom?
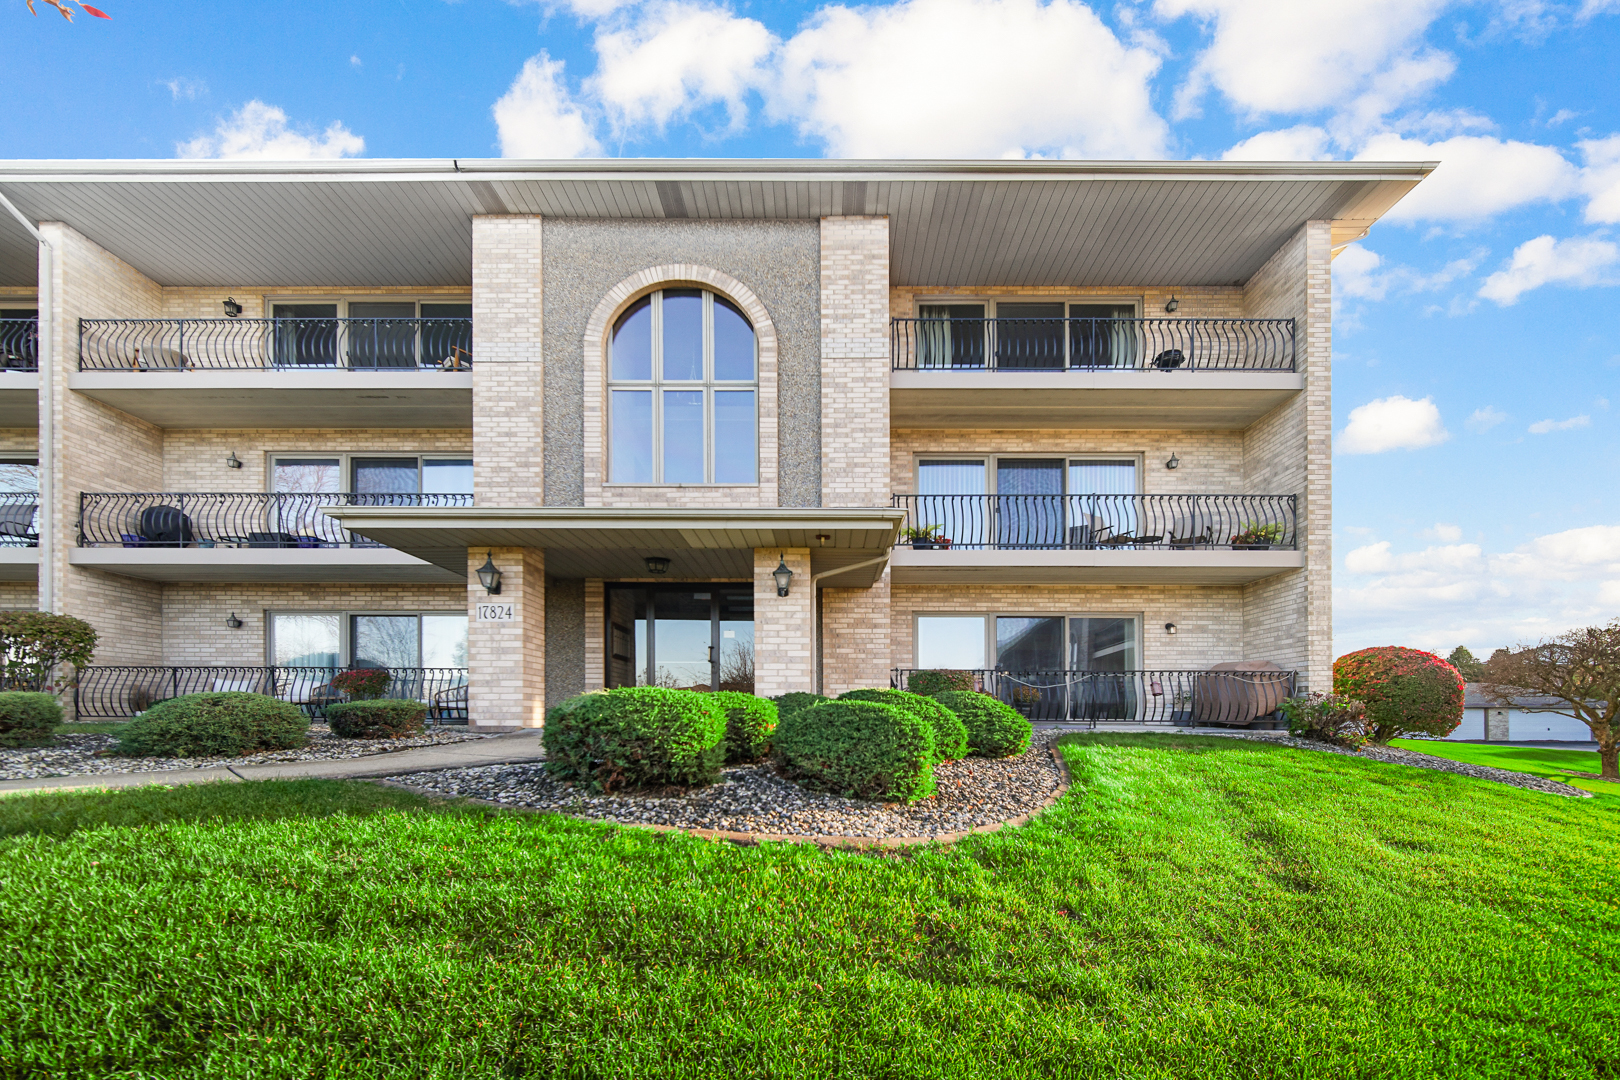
421, 304, 473, 368
353, 458, 420, 495
712, 296, 755, 381
272, 614, 340, 667
422, 458, 473, 495
712, 390, 756, 484
996, 616, 1063, 670
422, 614, 468, 667
610, 390, 654, 483
0, 461, 38, 493
662, 390, 705, 483
1070, 618, 1137, 671
273, 458, 341, 493
662, 289, 704, 381
997, 460, 1064, 549
917, 460, 986, 547
353, 615, 420, 669
653, 590, 713, 690
916, 616, 987, 669
718, 589, 754, 693
611, 296, 653, 381
1068, 460, 1139, 542
272, 304, 338, 367
995, 302, 1064, 370
917, 304, 986, 369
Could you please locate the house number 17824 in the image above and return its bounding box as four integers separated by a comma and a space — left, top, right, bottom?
476, 602, 515, 622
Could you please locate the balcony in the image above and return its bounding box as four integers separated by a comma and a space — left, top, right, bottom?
888, 493, 1301, 584
889, 316, 1301, 428
0, 492, 39, 582
890, 667, 1297, 726
71, 318, 473, 428
75, 665, 469, 721
71, 492, 470, 583
0, 317, 38, 427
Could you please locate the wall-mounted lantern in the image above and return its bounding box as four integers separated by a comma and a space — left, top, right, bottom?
1164, 296, 1179, 313
224, 612, 243, 629
225, 452, 243, 469
222, 297, 243, 318
1164, 622, 1178, 635
476, 552, 503, 595
644, 556, 670, 575
1165, 452, 1179, 470
773, 554, 794, 597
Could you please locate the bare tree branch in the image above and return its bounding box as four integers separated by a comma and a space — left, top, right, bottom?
1482, 621, 1620, 779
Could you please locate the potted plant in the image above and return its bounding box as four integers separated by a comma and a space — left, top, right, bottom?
1169, 690, 1194, 727
900, 524, 947, 550
1009, 684, 1044, 716
1230, 522, 1285, 550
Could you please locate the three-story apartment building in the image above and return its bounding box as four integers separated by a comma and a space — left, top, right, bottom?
0, 159, 1430, 727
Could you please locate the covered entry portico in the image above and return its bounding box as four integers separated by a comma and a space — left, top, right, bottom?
327, 506, 903, 726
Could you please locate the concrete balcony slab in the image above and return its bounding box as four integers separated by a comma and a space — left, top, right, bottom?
888, 545, 1302, 585
0, 373, 38, 427
0, 547, 39, 582
69, 546, 462, 583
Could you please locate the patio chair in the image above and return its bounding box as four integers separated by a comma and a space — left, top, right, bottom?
431, 683, 469, 722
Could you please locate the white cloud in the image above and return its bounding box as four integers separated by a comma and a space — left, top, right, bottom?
350, 55, 362, 68
1332, 242, 1482, 302
588, 1, 773, 133
1527, 414, 1591, 434
1478, 234, 1620, 304
162, 76, 206, 102
772, 0, 1169, 158
176, 101, 363, 160
1358, 133, 1579, 222
1579, 135, 1620, 224
562, 0, 641, 14
1338, 395, 1450, 454
1578, 0, 1620, 19
1222, 125, 1331, 161
493, 53, 602, 158
1336, 524, 1620, 657
1466, 406, 1507, 432
1423, 523, 1464, 542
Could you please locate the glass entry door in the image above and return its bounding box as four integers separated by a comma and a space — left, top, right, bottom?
607, 584, 754, 692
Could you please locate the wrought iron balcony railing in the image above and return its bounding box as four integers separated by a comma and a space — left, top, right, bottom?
0, 491, 39, 547
78, 317, 473, 371
891, 493, 1296, 551
78, 491, 473, 549
890, 317, 1296, 372
891, 668, 1297, 725
0, 318, 38, 372
75, 665, 470, 722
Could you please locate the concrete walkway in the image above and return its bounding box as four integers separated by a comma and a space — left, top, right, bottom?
0, 729, 545, 795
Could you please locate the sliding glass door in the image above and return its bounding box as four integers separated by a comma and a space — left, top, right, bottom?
609, 584, 755, 692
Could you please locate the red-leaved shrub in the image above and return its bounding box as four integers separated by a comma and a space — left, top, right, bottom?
1333, 647, 1464, 743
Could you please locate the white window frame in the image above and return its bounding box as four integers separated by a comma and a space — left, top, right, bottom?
607, 287, 760, 486
912, 611, 1144, 670
261, 297, 472, 318
911, 296, 1143, 369
912, 454, 1145, 494
266, 453, 473, 494
265, 609, 469, 668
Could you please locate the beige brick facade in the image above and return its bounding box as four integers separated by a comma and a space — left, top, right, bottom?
472, 216, 545, 508
466, 546, 545, 727
161, 429, 472, 490
820, 569, 892, 694
891, 428, 1243, 495
754, 547, 812, 697
820, 217, 890, 508
890, 284, 1245, 322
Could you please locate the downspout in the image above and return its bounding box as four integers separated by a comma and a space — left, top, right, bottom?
0, 190, 52, 613
809, 552, 891, 695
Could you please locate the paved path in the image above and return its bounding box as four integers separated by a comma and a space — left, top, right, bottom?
0, 729, 546, 795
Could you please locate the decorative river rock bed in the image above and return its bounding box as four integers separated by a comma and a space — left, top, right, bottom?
0, 725, 492, 782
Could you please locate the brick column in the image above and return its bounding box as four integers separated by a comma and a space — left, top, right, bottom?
754, 548, 811, 698
466, 547, 545, 727
820, 568, 892, 695
472, 216, 543, 507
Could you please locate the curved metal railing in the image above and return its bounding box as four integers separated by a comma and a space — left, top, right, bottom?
892, 493, 1296, 550
0, 491, 38, 547
0, 318, 38, 372
75, 665, 470, 722
891, 668, 1297, 725
78, 317, 473, 371
78, 491, 473, 548
891, 317, 1296, 372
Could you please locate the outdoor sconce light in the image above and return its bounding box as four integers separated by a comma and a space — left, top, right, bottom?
773, 554, 794, 597
1164, 296, 1179, 313
816, 533, 831, 547
1165, 452, 1179, 470
225, 452, 243, 469
225, 613, 243, 629
1164, 622, 1178, 635
222, 297, 243, 318
476, 552, 503, 595
644, 556, 671, 575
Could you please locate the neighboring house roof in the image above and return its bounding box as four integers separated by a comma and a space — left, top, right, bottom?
0, 157, 1434, 291
1464, 682, 1568, 710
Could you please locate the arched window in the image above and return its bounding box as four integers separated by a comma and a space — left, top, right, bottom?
609, 288, 758, 484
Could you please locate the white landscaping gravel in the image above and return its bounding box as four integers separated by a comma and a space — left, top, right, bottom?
392, 735, 1066, 839
0, 725, 492, 781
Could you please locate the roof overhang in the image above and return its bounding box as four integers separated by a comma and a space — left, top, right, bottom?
0, 157, 1433, 290
323, 505, 906, 587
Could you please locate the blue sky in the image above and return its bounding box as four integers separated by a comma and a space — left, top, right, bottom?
7, 0, 1620, 659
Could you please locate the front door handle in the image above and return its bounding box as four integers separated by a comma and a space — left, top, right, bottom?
708, 645, 717, 664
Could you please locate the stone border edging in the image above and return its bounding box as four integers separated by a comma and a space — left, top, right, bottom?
371, 740, 1074, 850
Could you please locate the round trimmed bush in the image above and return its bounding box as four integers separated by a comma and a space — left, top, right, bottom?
773, 699, 936, 802
113, 692, 309, 757
838, 688, 969, 762
0, 691, 62, 748
1334, 646, 1465, 743
704, 691, 777, 763
905, 669, 977, 697
932, 690, 1032, 758
543, 687, 726, 792
770, 692, 827, 725
325, 698, 427, 739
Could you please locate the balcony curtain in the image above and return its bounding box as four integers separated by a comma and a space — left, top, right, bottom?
916, 304, 985, 369
917, 459, 986, 547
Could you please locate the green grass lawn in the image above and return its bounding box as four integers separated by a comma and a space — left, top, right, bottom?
3, 734, 1617, 1079
1390, 738, 1620, 799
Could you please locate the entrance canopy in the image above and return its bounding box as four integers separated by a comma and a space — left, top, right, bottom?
324, 506, 905, 587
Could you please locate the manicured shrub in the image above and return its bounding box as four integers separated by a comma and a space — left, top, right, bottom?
1334, 647, 1465, 744
543, 687, 726, 792
0, 612, 98, 693
905, 669, 977, 697
704, 690, 777, 764
932, 690, 1032, 758
325, 698, 427, 739
770, 692, 828, 725
113, 692, 309, 757
773, 699, 936, 802
330, 669, 391, 701
1280, 693, 1370, 749
839, 688, 969, 762
0, 691, 62, 748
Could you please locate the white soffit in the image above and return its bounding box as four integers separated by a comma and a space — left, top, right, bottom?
0, 159, 1432, 290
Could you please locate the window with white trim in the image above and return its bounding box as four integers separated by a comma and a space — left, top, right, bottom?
609, 288, 758, 484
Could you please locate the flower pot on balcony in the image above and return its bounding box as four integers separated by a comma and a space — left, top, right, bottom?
910, 539, 937, 550
1231, 542, 1273, 551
